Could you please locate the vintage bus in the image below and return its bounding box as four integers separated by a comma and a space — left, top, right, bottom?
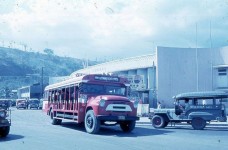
43, 74, 139, 134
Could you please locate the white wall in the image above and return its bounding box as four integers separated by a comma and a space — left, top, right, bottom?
156, 46, 214, 107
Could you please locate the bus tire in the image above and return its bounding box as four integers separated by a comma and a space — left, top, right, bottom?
120, 121, 136, 132
84, 110, 100, 134
52, 118, 62, 125
0, 126, 10, 137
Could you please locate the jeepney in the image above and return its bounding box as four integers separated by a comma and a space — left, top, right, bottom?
150, 91, 228, 130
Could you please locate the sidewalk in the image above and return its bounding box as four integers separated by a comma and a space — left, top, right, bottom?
136, 117, 151, 124
136, 117, 228, 127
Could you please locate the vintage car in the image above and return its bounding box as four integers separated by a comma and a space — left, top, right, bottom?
149, 91, 228, 130
16, 99, 27, 109
28, 98, 40, 109
0, 99, 11, 137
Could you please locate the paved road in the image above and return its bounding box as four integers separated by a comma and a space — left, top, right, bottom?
1, 108, 228, 150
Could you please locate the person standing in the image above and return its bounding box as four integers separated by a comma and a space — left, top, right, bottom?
157, 101, 162, 109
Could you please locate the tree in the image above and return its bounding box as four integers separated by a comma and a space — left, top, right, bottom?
43, 48, 54, 55
0, 87, 11, 98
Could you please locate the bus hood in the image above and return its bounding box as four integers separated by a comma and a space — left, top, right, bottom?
89, 95, 130, 102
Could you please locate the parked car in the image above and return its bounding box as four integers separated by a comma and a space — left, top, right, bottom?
0, 99, 11, 137
28, 98, 40, 109
149, 91, 228, 130
16, 99, 27, 109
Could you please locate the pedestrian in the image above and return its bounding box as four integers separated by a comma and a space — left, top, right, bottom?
157, 101, 162, 109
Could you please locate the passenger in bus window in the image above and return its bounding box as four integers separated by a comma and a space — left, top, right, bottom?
202, 99, 207, 105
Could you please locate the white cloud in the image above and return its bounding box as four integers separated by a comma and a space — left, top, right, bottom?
0, 0, 228, 60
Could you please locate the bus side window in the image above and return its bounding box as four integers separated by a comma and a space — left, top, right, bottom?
51, 91, 55, 101
70, 86, 74, 101
75, 86, 79, 100
54, 90, 58, 101
55, 91, 60, 101
61, 88, 65, 100
48, 91, 52, 101
65, 87, 69, 101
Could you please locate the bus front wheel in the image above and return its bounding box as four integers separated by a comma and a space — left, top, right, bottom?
84, 110, 100, 134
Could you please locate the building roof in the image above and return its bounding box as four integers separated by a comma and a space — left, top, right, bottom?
71, 54, 156, 76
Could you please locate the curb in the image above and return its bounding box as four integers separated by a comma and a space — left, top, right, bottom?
136, 121, 228, 127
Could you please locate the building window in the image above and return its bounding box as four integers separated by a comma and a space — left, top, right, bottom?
218, 69, 227, 76
216, 68, 228, 88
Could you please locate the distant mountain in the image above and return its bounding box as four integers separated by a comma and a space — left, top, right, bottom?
0, 47, 97, 76
0, 47, 98, 96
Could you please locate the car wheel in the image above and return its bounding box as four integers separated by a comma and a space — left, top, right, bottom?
191, 117, 206, 130
0, 126, 10, 137
152, 115, 166, 128
120, 121, 136, 132
84, 110, 100, 134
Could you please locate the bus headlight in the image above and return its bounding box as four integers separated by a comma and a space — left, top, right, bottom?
99, 99, 106, 107
0, 111, 5, 118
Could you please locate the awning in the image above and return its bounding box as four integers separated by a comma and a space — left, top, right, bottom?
213, 64, 228, 68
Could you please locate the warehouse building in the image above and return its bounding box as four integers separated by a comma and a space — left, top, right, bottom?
70, 46, 228, 108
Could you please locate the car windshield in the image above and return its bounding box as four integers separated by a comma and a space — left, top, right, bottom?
80, 83, 126, 96
17, 100, 27, 104
29, 100, 39, 103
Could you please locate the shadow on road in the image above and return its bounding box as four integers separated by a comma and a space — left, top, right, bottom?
98, 126, 173, 137
59, 122, 173, 137
204, 126, 228, 131
163, 125, 228, 131
60, 122, 85, 132
0, 134, 24, 142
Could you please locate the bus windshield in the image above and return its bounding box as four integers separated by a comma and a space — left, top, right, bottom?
80, 83, 126, 96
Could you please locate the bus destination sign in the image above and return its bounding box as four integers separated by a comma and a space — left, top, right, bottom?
94, 76, 119, 82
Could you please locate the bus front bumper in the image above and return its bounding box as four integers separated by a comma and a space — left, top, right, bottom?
96, 115, 139, 121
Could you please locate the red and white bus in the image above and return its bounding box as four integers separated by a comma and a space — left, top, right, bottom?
43, 74, 139, 134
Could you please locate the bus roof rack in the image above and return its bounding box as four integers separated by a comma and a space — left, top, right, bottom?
173, 91, 228, 100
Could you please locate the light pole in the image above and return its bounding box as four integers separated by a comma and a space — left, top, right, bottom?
41, 67, 44, 98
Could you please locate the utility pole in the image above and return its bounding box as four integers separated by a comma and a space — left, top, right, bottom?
195, 23, 199, 91
41, 67, 44, 98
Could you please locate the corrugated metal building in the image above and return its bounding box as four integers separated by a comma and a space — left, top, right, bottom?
71, 46, 228, 108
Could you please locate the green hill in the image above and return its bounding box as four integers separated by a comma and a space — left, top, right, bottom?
0, 47, 97, 97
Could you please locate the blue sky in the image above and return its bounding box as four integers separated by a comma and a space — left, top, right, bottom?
0, 0, 228, 60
